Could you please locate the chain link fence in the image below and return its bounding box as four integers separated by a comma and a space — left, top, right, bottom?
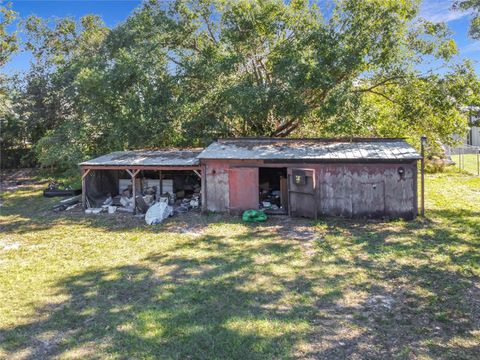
445, 144, 480, 176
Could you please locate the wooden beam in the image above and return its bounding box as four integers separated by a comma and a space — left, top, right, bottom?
81, 168, 91, 180
81, 165, 201, 171
81, 168, 91, 209
159, 170, 163, 196
126, 169, 140, 214
287, 173, 292, 217
201, 164, 207, 213
125, 169, 140, 178
193, 170, 201, 179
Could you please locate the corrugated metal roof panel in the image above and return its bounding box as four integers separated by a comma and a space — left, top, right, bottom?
197, 138, 421, 161
80, 149, 202, 167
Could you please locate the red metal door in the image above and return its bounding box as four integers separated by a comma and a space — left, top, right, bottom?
229, 167, 259, 214
288, 168, 317, 218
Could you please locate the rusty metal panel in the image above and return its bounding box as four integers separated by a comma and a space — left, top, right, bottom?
197, 138, 421, 161
288, 168, 317, 218
229, 167, 259, 213
80, 149, 202, 167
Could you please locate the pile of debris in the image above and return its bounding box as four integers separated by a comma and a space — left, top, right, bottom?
259, 189, 283, 212
44, 182, 81, 197
84, 176, 202, 225
53, 195, 81, 212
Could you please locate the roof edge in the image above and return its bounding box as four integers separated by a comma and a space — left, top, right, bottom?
215, 137, 407, 143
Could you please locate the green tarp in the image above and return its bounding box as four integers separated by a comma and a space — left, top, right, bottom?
242, 209, 267, 222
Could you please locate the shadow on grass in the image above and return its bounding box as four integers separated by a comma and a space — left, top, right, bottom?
1, 219, 479, 359
0, 233, 311, 359
1, 179, 479, 358
0, 184, 216, 235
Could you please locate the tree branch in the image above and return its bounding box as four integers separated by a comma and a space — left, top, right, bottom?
201, 13, 218, 45
272, 117, 297, 136
275, 119, 300, 137
355, 76, 402, 93
366, 89, 397, 104
166, 54, 187, 70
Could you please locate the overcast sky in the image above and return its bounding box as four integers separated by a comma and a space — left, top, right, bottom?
2, 0, 479, 75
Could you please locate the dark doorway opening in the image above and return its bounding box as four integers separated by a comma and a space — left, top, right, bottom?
258, 167, 288, 214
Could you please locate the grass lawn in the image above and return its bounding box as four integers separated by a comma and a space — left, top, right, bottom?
0, 171, 479, 359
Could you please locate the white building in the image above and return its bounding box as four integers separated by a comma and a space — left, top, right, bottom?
465, 110, 480, 147
466, 125, 480, 146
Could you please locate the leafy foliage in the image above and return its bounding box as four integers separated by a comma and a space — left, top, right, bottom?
2, 0, 480, 175
454, 0, 480, 39
0, 1, 17, 66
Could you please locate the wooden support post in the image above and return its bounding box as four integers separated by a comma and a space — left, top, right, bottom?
159, 170, 163, 196
477, 150, 479, 176
201, 165, 206, 213
287, 173, 292, 217
420, 136, 427, 217
126, 169, 140, 214
81, 168, 91, 209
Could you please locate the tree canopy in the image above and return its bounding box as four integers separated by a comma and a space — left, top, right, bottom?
454, 0, 480, 39
1, 0, 479, 175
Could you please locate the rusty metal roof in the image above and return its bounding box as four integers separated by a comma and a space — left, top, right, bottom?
197, 138, 421, 161
80, 149, 202, 167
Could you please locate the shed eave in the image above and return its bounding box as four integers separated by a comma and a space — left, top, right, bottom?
198, 157, 421, 162
79, 164, 201, 170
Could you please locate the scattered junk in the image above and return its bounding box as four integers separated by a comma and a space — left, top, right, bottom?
257, 169, 288, 214
78, 149, 203, 224
81, 177, 201, 222
85, 208, 103, 215
44, 182, 81, 198
145, 200, 173, 225
52, 195, 81, 212
66, 203, 80, 211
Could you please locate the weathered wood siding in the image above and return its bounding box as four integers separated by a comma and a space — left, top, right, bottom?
202, 159, 418, 219
204, 160, 230, 212
316, 163, 417, 219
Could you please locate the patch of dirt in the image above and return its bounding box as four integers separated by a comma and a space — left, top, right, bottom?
0, 238, 21, 251
364, 294, 395, 311
0, 168, 42, 191
1, 242, 20, 251
160, 211, 210, 235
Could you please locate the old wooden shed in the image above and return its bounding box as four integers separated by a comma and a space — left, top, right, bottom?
197, 138, 421, 219
79, 138, 421, 219
79, 149, 202, 211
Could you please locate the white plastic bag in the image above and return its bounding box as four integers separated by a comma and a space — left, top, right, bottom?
145, 202, 173, 225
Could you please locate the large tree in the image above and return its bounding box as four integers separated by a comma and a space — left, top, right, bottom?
106, 0, 471, 143
0, 2, 20, 166
10, 0, 480, 175
12, 14, 109, 172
